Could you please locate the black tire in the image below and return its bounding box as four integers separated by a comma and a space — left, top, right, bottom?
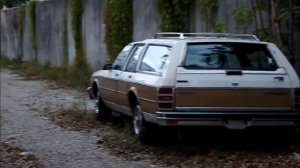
132, 105, 150, 142
95, 93, 111, 122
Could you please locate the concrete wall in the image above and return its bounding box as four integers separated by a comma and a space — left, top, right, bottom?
0, 0, 276, 71
82, 0, 107, 70
133, 0, 160, 41
1, 7, 19, 60
35, 0, 63, 65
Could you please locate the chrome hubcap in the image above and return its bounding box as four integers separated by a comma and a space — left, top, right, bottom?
133, 106, 143, 135
95, 100, 99, 114
95, 92, 100, 114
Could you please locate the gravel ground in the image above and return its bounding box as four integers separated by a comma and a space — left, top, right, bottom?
0, 69, 158, 168
1, 68, 300, 168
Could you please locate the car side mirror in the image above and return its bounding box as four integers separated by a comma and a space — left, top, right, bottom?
112, 64, 122, 70
103, 63, 112, 70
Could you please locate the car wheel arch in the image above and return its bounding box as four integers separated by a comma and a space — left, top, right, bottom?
128, 88, 139, 112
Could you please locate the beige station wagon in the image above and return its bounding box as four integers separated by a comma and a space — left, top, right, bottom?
88, 33, 300, 140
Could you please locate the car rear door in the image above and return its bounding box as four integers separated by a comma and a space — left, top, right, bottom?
99, 44, 132, 105
175, 42, 292, 111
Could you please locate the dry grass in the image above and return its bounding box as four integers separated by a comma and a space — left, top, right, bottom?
0, 141, 44, 168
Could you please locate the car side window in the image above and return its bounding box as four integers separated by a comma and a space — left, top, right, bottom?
125, 44, 145, 72
112, 44, 133, 70
139, 45, 171, 75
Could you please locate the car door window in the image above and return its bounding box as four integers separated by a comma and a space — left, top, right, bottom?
112, 44, 133, 70
139, 45, 171, 75
125, 44, 145, 72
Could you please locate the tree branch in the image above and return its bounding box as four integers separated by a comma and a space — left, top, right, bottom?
277, 6, 300, 21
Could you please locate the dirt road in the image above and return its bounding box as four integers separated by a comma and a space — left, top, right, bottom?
0, 69, 158, 168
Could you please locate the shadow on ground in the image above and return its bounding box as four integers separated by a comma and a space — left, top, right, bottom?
44, 108, 300, 167
100, 115, 300, 167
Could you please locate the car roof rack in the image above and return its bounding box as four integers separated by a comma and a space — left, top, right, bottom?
154, 32, 260, 41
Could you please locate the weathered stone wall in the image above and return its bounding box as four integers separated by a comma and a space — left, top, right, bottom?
35, 0, 63, 65
1, 0, 297, 72
1, 7, 19, 60
82, 0, 107, 70
133, 0, 160, 41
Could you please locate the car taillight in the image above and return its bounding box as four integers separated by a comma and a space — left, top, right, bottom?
295, 89, 300, 110
158, 87, 174, 110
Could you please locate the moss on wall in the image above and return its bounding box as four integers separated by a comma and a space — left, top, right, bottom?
104, 0, 133, 60
17, 4, 26, 61
29, 0, 37, 60
157, 0, 191, 32
62, 0, 69, 68
70, 0, 91, 83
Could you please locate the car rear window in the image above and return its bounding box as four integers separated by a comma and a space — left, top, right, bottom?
184, 43, 277, 71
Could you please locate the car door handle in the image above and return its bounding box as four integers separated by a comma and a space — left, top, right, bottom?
274, 76, 284, 81
115, 74, 119, 77
128, 75, 132, 78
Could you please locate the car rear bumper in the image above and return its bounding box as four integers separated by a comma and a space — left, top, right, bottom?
144, 111, 300, 129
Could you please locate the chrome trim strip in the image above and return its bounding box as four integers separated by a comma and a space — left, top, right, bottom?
98, 76, 159, 88
99, 86, 127, 95
99, 86, 119, 93
175, 87, 291, 90
143, 112, 156, 123
100, 86, 157, 104
139, 97, 156, 103
156, 112, 299, 116
175, 107, 291, 112
104, 101, 131, 116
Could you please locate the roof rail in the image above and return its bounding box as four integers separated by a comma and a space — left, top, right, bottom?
154, 32, 260, 41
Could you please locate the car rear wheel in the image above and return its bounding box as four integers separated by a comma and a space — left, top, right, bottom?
132, 105, 149, 142
95, 92, 111, 122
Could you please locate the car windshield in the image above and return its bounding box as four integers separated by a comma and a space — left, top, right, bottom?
184, 43, 277, 71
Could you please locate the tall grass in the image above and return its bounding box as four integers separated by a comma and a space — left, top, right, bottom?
0, 56, 91, 89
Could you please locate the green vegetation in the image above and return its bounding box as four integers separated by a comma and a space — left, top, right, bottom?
1, 0, 30, 8
157, 0, 191, 32
198, 0, 218, 25
212, 21, 227, 33
62, 0, 69, 68
70, 0, 91, 85
18, 4, 25, 36
104, 0, 133, 60
17, 4, 26, 61
0, 56, 90, 89
71, 0, 87, 68
233, 7, 253, 33
197, 0, 228, 33
29, 0, 37, 60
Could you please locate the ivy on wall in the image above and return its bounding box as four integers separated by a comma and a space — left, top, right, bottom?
157, 0, 191, 32
197, 0, 226, 33
62, 0, 69, 68
104, 0, 133, 60
212, 21, 227, 33
71, 0, 87, 69
18, 4, 25, 37
198, 0, 218, 25
71, 0, 87, 67
233, 7, 253, 33
70, 0, 91, 85
17, 4, 26, 61
29, 0, 37, 60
